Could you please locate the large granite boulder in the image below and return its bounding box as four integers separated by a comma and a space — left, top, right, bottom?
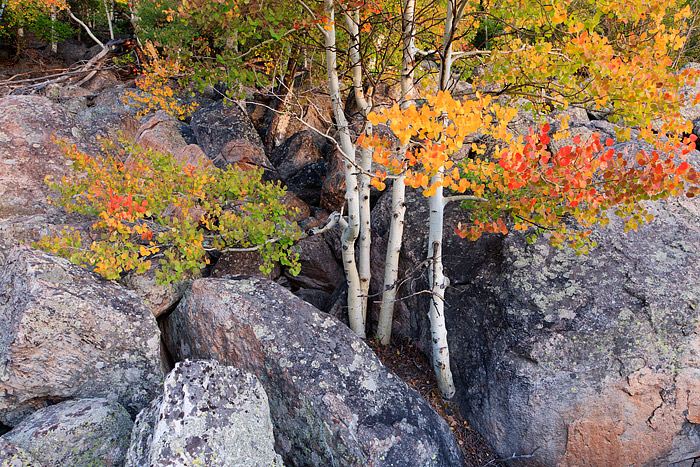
0, 96, 95, 261
369, 141, 700, 465
126, 360, 282, 467
0, 245, 163, 425
1, 398, 132, 467
162, 277, 464, 466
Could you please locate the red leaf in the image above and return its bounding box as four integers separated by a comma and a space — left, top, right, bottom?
606, 138, 614, 147
573, 135, 581, 145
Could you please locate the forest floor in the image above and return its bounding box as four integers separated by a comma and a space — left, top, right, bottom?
368, 337, 503, 466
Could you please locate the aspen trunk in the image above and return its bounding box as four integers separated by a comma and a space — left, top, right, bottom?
345, 10, 373, 319
422, 0, 464, 399
323, 0, 364, 337
377, 0, 416, 345
427, 176, 456, 399
51, 7, 57, 54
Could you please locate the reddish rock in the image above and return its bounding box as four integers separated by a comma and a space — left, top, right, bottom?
320, 147, 347, 211
214, 138, 273, 172
134, 111, 187, 155
0, 96, 96, 259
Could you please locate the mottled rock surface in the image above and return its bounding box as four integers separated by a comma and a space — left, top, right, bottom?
210, 251, 281, 280
191, 101, 263, 157
1, 398, 132, 467
269, 130, 323, 180
0, 245, 162, 425
126, 360, 282, 467
0, 96, 95, 261
369, 141, 700, 465
0, 439, 42, 467
162, 277, 464, 466
133, 111, 187, 155
284, 234, 344, 292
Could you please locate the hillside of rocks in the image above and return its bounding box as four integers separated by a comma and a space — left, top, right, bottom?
0, 46, 699, 466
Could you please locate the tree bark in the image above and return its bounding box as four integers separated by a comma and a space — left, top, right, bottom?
323, 0, 364, 337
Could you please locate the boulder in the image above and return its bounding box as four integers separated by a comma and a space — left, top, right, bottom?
286, 159, 327, 206
83, 70, 120, 94
0, 439, 42, 467
269, 130, 323, 180
214, 138, 274, 173
0, 245, 162, 425
0, 96, 95, 261
191, 101, 262, 158
119, 261, 198, 319
73, 104, 140, 145
161, 277, 464, 466
284, 234, 344, 292
1, 398, 132, 467
210, 250, 281, 280
320, 147, 347, 211
368, 143, 700, 465
134, 111, 187, 155
125, 360, 283, 467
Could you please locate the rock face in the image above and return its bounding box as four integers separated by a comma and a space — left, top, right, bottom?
0, 439, 42, 467
191, 101, 263, 157
126, 360, 283, 467
1, 398, 133, 467
269, 130, 324, 180
0, 245, 162, 425
0, 96, 95, 260
369, 143, 700, 465
284, 235, 344, 292
162, 277, 464, 466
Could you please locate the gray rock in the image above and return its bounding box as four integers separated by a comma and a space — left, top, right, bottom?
369, 140, 700, 465
0, 439, 42, 467
162, 277, 464, 466
126, 360, 282, 467
1, 398, 132, 467
191, 101, 262, 157
284, 234, 344, 292
73, 104, 140, 145
0, 245, 163, 425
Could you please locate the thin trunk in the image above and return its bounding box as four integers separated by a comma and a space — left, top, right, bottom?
377, 0, 416, 345
423, 0, 463, 399
68, 10, 104, 48
377, 147, 407, 345
51, 7, 57, 54
324, 0, 364, 337
427, 178, 456, 399
344, 9, 372, 320
104, 0, 114, 41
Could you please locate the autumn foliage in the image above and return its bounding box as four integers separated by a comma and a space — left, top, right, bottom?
37, 140, 302, 283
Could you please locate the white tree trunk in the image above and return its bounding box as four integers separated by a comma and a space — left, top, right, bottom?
422, 0, 464, 399
104, 0, 114, 41
324, 0, 364, 337
427, 176, 456, 399
377, 162, 406, 345
377, 0, 416, 345
344, 10, 373, 319
51, 7, 57, 54
68, 9, 104, 48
